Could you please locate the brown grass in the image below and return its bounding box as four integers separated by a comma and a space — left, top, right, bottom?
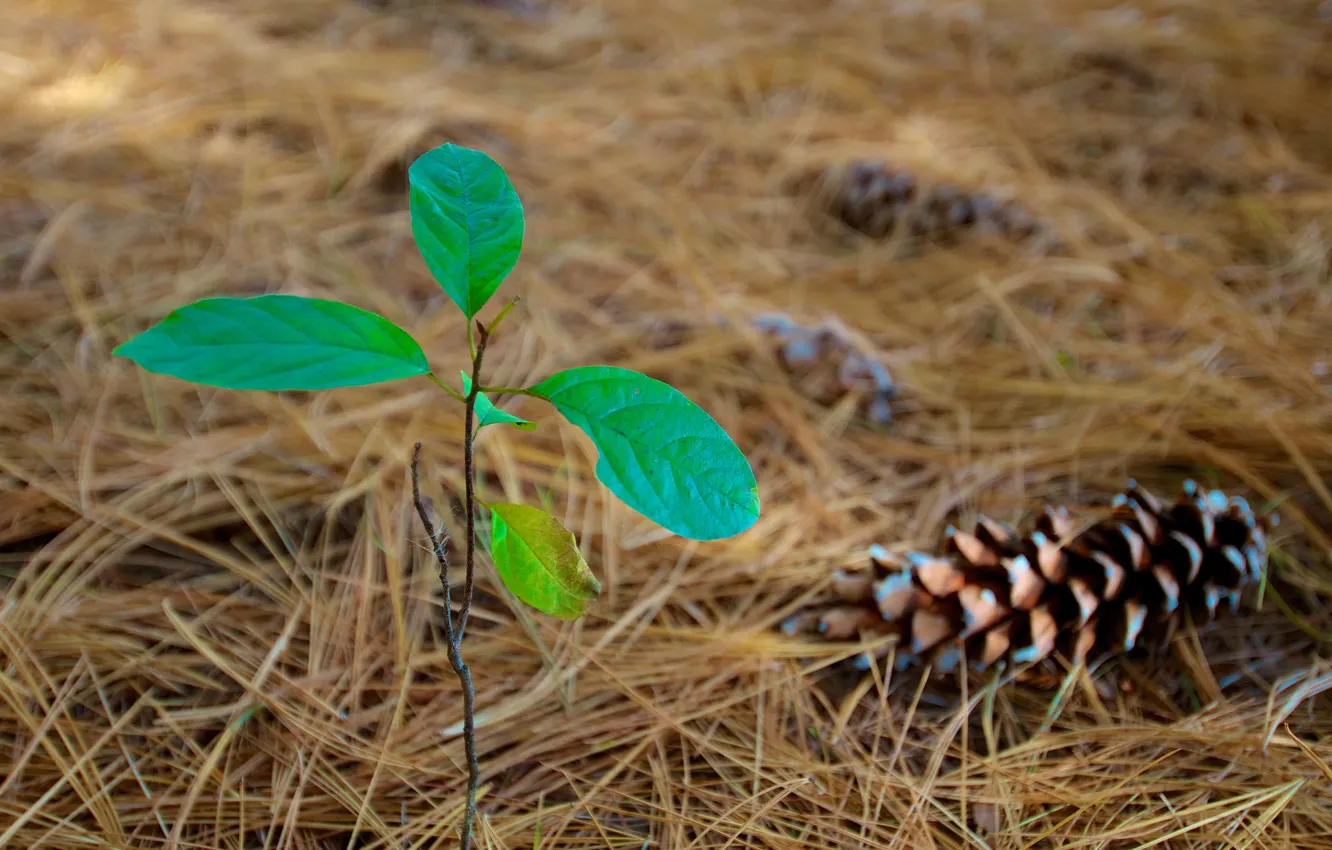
3, 0, 1332, 847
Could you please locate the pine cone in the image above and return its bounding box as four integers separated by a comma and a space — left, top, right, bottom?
811, 160, 1050, 245
752, 312, 897, 424
780, 480, 1275, 674
829, 162, 918, 239
633, 310, 899, 424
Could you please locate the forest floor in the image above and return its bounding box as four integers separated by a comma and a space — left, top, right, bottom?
2, 0, 1331, 847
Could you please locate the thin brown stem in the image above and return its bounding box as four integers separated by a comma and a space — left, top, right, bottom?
458, 320, 489, 642
411, 437, 482, 850
411, 443, 456, 646
451, 320, 496, 848
409, 315, 496, 850
448, 645, 480, 850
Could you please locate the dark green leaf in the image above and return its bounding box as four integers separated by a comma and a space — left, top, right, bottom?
528, 366, 759, 541
408, 143, 524, 318
461, 372, 535, 432
489, 502, 601, 619
113, 295, 430, 391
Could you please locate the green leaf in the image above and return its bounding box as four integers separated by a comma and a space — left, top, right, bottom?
489, 502, 601, 620
113, 295, 430, 391
528, 366, 760, 541
461, 372, 535, 432
408, 143, 524, 318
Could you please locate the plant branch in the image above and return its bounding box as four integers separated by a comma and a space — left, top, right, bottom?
449, 643, 480, 850
476, 385, 540, 398
411, 443, 456, 646
411, 434, 483, 850
411, 312, 499, 850
486, 296, 521, 336
459, 319, 490, 641
427, 373, 468, 404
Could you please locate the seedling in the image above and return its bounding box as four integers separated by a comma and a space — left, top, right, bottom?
114, 142, 760, 849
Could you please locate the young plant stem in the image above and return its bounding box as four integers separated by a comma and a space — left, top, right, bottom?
428, 372, 467, 404
412, 443, 455, 647
476, 385, 540, 398
408, 320, 493, 850
410, 446, 479, 850
459, 320, 489, 640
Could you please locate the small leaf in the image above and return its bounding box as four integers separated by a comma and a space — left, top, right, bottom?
408, 143, 525, 318
528, 366, 760, 541
489, 503, 601, 619
461, 372, 535, 432
113, 295, 430, 391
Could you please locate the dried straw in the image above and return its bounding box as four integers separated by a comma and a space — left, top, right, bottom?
2, 0, 1331, 847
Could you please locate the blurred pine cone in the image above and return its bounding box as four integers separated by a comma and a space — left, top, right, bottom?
781, 480, 1275, 674
633, 310, 899, 425
752, 312, 897, 424
814, 160, 1048, 244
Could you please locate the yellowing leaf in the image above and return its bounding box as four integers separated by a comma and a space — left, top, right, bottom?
488, 503, 600, 620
